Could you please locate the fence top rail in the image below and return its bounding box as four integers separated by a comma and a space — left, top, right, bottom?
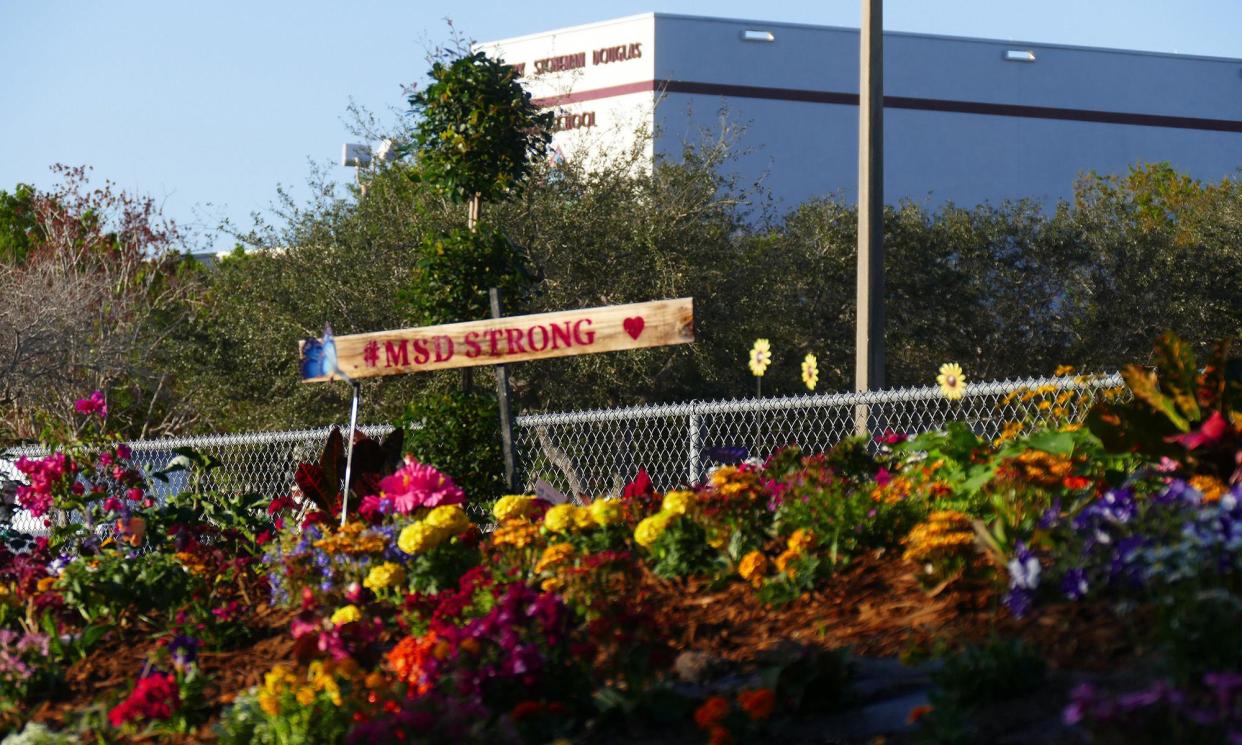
3, 424, 395, 459
513, 372, 1124, 427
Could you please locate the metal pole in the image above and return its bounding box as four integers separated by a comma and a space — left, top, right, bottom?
687, 407, 702, 485
490, 288, 518, 492
855, 0, 886, 435
340, 381, 361, 527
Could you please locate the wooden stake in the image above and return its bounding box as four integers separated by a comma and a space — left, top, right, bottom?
490, 287, 518, 492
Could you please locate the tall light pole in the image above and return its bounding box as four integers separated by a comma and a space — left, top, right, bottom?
855, 0, 885, 433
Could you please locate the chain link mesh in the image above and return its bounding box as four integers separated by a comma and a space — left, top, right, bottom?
1, 373, 1126, 535
2, 425, 394, 536
513, 373, 1126, 496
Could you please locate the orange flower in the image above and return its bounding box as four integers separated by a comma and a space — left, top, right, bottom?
694, 695, 731, 729
907, 703, 934, 724
737, 688, 776, 721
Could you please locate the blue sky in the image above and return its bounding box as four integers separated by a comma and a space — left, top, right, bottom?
2, 0, 1239, 251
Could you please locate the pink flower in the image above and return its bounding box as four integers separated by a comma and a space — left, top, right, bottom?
125, 487, 144, 502
378, 458, 465, 513
102, 497, 124, 513
1165, 410, 1232, 451
116, 444, 132, 460
74, 390, 108, 419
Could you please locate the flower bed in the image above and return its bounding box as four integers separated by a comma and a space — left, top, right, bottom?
1, 334, 1239, 743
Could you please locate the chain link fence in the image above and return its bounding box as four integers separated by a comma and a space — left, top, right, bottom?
3, 373, 1124, 534
1, 425, 394, 535
514, 373, 1126, 496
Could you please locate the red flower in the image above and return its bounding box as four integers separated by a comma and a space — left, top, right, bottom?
694, 696, 730, 729
108, 672, 179, 727
737, 688, 776, 721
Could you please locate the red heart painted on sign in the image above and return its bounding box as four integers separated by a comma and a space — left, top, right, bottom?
623, 316, 645, 340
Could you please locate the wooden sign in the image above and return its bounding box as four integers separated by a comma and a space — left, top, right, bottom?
300, 298, 694, 383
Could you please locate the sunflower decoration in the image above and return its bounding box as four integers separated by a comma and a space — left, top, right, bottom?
801, 353, 819, 391
748, 338, 773, 397
937, 362, 967, 401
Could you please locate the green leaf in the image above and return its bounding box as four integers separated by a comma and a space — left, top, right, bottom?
1025, 430, 1076, 457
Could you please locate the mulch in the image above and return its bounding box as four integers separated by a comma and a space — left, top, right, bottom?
24, 550, 1140, 740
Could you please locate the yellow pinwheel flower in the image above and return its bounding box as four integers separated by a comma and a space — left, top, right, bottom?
748, 338, 772, 377
937, 362, 967, 400
801, 354, 819, 391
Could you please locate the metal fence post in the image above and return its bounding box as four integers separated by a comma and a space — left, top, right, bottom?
688, 403, 702, 486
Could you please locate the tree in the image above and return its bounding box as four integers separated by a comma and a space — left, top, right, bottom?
405, 50, 553, 227
0, 166, 201, 443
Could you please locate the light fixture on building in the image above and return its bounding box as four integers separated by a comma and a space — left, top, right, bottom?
741, 29, 775, 42
1005, 50, 1036, 62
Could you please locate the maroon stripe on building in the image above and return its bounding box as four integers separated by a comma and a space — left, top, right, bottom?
533, 78, 1242, 134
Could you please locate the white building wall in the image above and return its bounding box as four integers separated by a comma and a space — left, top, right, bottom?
484, 13, 1242, 212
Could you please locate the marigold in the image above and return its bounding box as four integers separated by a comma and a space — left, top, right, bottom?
397, 521, 445, 555
363, 562, 405, 592
588, 498, 621, 527
493, 495, 536, 522
634, 512, 673, 547
295, 686, 315, 706
544, 504, 578, 534
786, 528, 816, 554
535, 542, 576, 574
572, 505, 596, 530
661, 490, 694, 516
491, 519, 539, 548
1189, 474, 1227, 503
330, 604, 362, 626
694, 695, 731, 729
426, 504, 470, 535
738, 550, 769, 585
774, 549, 800, 576
737, 687, 776, 721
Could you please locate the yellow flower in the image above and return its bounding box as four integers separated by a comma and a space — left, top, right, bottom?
634, 512, 674, 547
1054, 364, 1076, 376
748, 338, 772, 377
493, 495, 536, 522
330, 604, 362, 626
588, 498, 621, 527
787, 528, 816, 554
363, 562, 406, 592
398, 520, 445, 555
295, 686, 316, 706
738, 550, 768, 586
937, 362, 966, 400
801, 353, 819, 391
661, 490, 694, 516
543, 504, 578, 534
426, 504, 470, 535
572, 505, 596, 530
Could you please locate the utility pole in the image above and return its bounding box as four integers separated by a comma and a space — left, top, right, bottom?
855, 0, 885, 434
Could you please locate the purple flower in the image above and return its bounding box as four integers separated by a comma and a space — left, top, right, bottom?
1063, 682, 1097, 725
1004, 586, 1034, 618
1061, 567, 1089, 600
1038, 499, 1063, 529
1007, 541, 1041, 590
